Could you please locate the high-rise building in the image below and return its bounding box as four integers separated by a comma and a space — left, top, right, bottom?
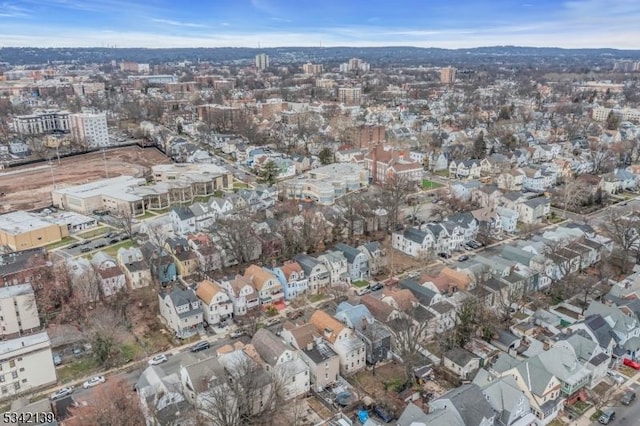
255, 53, 270, 70
338, 87, 362, 105
302, 62, 324, 75
70, 112, 109, 148
440, 66, 457, 84
340, 58, 370, 73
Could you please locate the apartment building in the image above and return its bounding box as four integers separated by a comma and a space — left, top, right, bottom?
255, 53, 270, 70
0, 284, 40, 339
302, 63, 324, 74
12, 110, 70, 135
69, 112, 109, 148
440, 66, 457, 84
338, 86, 362, 105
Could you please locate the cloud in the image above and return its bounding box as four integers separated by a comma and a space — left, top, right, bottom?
151, 18, 206, 28
0, 2, 31, 18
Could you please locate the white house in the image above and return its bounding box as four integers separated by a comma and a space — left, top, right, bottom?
219, 275, 259, 316
158, 287, 203, 339
317, 251, 349, 284
169, 207, 196, 235
495, 207, 519, 233
195, 279, 233, 326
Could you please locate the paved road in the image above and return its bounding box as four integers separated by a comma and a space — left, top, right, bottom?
590, 382, 640, 426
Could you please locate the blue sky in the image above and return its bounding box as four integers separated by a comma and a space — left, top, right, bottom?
0, 0, 639, 49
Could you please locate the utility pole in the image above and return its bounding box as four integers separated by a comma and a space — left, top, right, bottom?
102, 148, 109, 178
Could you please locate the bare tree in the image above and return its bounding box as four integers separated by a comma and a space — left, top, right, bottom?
113, 208, 135, 242
198, 355, 284, 426
84, 306, 128, 367
601, 210, 640, 274
213, 217, 261, 265
388, 306, 434, 379
66, 378, 146, 426
381, 174, 414, 232
555, 176, 591, 216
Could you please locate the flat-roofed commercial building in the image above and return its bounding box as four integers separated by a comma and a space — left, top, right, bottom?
0, 211, 68, 251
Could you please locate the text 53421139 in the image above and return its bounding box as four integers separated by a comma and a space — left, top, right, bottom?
4, 412, 55, 424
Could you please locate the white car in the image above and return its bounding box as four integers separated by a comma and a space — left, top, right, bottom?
50, 386, 73, 400
82, 375, 106, 389
148, 354, 168, 365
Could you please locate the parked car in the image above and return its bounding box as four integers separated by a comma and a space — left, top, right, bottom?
68, 243, 80, 249
457, 255, 469, 262
624, 358, 640, 369
53, 354, 62, 366
373, 405, 394, 423
370, 282, 384, 292
82, 375, 106, 389
230, 330, 246, 339
148, 354, 168, 366
80, 247, 92, 253
607, 370, 625, 384
621, 390, 636, 405
286, 310, 304, 320
190, 341, 211, 352
437, 252, 451, 259
50, 386, 73, 401
599, 409, 615, 425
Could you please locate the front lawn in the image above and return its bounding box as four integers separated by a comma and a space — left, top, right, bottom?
45, 236, 77, 250
422, 179, 443, 190
352, 280, 370, 288
75, 226, 108, 239
57, 357, 101, 383
103, 240, 136, 256
308, 293, 326, 303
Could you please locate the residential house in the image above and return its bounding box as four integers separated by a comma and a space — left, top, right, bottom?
518, 197, 551, 224
360, 294, 401, 323
308, 310, 366, 375
251, 329, 310, 400
471, 185, 503, 209
209, 197, 234, 218
187, 234, 222, 275
428, 151, 450, 172
429, 384, 497, 426
335, 302, 392, 364
445, 212, 480, 245
179, 353, 226, 407
136, 365, 190, 426
442, 348, 481, 381
195, 279, 233, 326
600, 172, 622, 194
220, 275, 259, 316
491, 353, 564, 424
519, 167, 554, 192
90, 251, 126, 297
316, 250, 349, 284
188, 202, 216, 230
449, 160, 482, 180
169, 207, 196, 235
558, 333, 609, 388
165, 237, 199, 278
450, 180, 482, 202
272, 261, 308, 300
471, 208, 503, 238
280, 322, 340, 389
428, 300, 457, 332
334, 243, 370, 281
293, 254, 330, 293
158, 287, 203, 339
480, 154, 511, 176
244, 264, 284, 305
117, 247, 152, 289
474, 374, 538, 426
496, 170, 524, 192
140, 242, 177, 285
357, 242, 386, 276
585, 301, 640, 348
392, 227, 434, 258
495, 207, 519, 233
616, 168, 638, 191
381, 287, 419, 312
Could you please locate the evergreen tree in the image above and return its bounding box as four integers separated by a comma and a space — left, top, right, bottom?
318, 147, 334, 165
258, 160, 280, 186
473, 131, 487, 159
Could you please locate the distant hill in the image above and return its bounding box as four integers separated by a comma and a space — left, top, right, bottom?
1, 46, 640, 66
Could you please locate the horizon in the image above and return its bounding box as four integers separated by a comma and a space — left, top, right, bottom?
1, 0, 639, 50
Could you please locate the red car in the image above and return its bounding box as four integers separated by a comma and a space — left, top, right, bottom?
623, 358, 640, 369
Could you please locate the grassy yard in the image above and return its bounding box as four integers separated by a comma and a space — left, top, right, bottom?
45, 236, 77, 250
422, 179, 443, 190
619, 365, 636, 377
433, 170, 449, 177
352, 280, 370, 288
548, 419, 568, 426
308, 293, 326, 303
103, 240, 136, 256
57, 357, 101, 383
137, 211, 158, 219
233, 182, 249, 189
75, 226, 108, 239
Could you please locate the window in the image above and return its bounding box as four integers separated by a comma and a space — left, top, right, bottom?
11, 372, 18, 379
0, 375, 4, 383
13, 382, 20, 391
9, 361, 14, 368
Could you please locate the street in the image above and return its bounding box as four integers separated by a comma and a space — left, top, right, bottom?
590, 382, 640, 426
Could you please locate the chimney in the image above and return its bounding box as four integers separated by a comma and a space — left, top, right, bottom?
307, 341, 314, 351
361, 317, 368, 331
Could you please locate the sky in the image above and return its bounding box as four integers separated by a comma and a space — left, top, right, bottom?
0, 0, 639, 49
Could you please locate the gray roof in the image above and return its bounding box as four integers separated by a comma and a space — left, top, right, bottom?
436, 383, 496, 426
399, 278, 437, 305
335, 302, 373, 330
403, 227, 428, 244
303, 339, 338, 364
446, 212, 476, 228
172, 206, 195, 220
444, 348, 478, 367
582, 314, 618, 348
523, 197, 550, 208
162, 287, 201, 318
396, 402, 432, 426
333, 243, 362, 263
293, 254, 322, 275
251, 328, 289, 367
480, 375, 525, 426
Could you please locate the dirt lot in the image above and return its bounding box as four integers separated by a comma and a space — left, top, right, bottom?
0, 146, 171, 213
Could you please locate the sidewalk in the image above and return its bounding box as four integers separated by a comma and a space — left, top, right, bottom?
572, 370, 640, 426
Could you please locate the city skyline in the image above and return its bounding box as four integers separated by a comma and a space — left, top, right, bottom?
0, 0, 639, 49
